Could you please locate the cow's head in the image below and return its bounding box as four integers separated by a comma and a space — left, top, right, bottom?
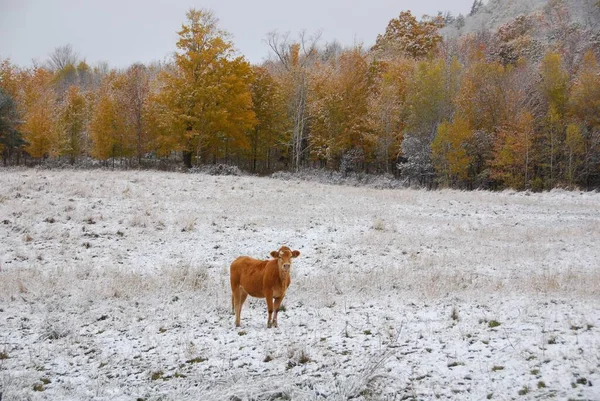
270, 246, 300, 272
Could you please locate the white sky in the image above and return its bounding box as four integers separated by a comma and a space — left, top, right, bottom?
0, 0, 474, 68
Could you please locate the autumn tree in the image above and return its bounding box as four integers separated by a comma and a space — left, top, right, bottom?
542, 0, 582, 72
454, 55, 510, 134
567, 50, 600, 188
118, 64, 150, 164
368, 58, 414, 173
76, 61, 94, 90
493, 15, 535, 66
538, 51, 569, 186
20, 68, 60, 159
267, 31, 321, 172
564, 124, 585, 186
453, 50, 534, 187
400, 57, 459, 186
432, 116, 474, 186
372, 11, 444, 59
144, 74, 179, 158
89, 73, 129, 164
248, 66, 287, 172
309, 47, 373, 171
0, 59, 22, 100
490, 112, 535, 189
58, 85, 87, 164
158, 9, 256, 168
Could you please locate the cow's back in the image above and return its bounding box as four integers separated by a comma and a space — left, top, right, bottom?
230, 256, 268, 298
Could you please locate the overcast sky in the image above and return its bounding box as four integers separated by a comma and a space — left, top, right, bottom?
1, 0, 474, 68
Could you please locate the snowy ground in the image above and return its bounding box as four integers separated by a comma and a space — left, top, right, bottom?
1, 169, 599, 400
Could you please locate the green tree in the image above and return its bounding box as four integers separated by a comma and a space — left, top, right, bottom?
0, 87, 26, 165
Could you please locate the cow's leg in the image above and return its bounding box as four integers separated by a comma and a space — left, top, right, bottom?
273, 296, 284, 328
232, 287, 239, 325
231, 292, 235, 315
265, 290, 274, 328
235, 288, 248, 327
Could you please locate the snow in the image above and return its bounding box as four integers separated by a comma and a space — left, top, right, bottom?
442, 0, 600, 38
1, 169, 599, 400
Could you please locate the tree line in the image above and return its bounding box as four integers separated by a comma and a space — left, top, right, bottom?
1, 3, 600, 190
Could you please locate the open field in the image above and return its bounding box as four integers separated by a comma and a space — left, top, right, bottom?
1, 169, 599, 400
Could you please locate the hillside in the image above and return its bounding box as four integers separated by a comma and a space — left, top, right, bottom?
443, 0, 600, 38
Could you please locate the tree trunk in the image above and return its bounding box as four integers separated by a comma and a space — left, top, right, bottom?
183, 151, 193, 169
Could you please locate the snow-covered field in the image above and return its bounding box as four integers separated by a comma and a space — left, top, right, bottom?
1, 169, 599, 400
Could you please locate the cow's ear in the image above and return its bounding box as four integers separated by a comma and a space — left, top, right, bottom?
270, 251, 279, 259
292, 250, 300, 258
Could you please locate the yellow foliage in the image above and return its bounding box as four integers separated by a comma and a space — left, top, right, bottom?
58, 85, 87, 162
454, 60, 508, 133
540, 52, 569, 116
20, 68, 59, 158
432, 116, 473, 185
89, 75, 128, 160
569, 51, 600, 129
157, 8, 256, 165
490, 112, 534, 189
309, 48, 371, 167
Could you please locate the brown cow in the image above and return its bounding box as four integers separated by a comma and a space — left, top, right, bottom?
230, 246, 301, 328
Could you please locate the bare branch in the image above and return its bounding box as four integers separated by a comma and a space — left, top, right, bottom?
47, 44, 80, 71
266, 31, 292, 70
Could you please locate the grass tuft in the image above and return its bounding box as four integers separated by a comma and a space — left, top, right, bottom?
447, 361, 464, 368
298, 350, 311, 364
451, 306, 459, 321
